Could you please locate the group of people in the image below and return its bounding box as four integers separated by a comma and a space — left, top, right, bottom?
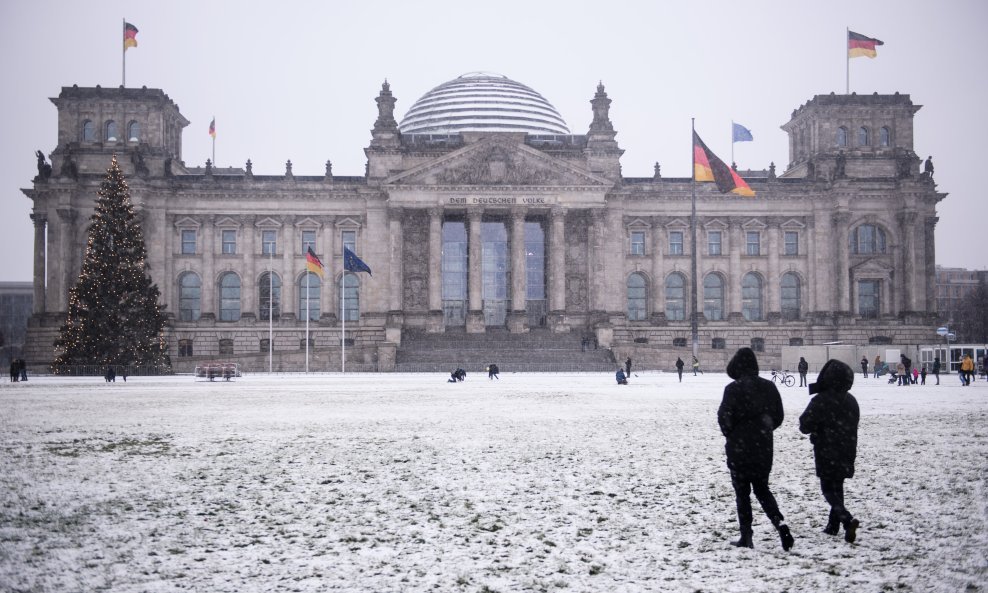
8, 359, 28, 382
719, 348, 860, 550
447, 364, 500, 382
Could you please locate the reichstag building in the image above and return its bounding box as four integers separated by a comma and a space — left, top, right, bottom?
22, 72, 945, 371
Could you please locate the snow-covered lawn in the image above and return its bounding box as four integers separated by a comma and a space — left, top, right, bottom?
1, 371, 985, 592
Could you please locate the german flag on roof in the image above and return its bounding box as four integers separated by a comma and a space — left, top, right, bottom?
693, 132, 755, 197
848, 30, 883, 59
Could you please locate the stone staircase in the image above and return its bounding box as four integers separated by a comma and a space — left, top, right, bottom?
395, 328, 617, 373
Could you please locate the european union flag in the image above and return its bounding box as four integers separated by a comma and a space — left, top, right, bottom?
732, 122, 753, 143
343, 246, 372, 276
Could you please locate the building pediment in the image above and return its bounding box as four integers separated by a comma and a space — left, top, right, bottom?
703, 218, 728, 230
255, 217, 283, 229
215, 216, 241, 229
742, 218, 767, 230
174, 216, 199, 229
293, 217, 323, 229
665, 218, 689, 230
625, 218, 652, 230
780, 218, 806, 230
850, 257, 894, 274
385, 136, 612, 188
335, 217, 362, 230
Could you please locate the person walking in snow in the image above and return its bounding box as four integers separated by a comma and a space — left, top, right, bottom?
625, 357, 632, 377
860, 356, 869, 379
675, 357, 685, 382
932, 357, 941, 385
692, 356, 702, 376
799, 359, 861, 544
717, 347, 794, 551
798, 357, 809, 387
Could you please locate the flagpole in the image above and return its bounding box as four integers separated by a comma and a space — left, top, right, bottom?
846, 27, 850, 95
341, 270, 346, 374
212, 116, 216, 165
690, 118, 699, 359
268, 248, 273, 374
122, 18, 126, 88
731, 120, 735, 168
305, 271, 310, 373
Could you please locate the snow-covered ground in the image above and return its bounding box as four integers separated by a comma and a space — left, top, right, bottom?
0, 370, 985, 592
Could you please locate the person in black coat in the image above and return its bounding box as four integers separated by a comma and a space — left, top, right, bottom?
798, 357, 809, 387
717, 347, 794, 551
675, 357, 685, 382
860, 356, 869, 379
625, 357, 632, 377
932, 357, 941, 385
799, 359, 861, 543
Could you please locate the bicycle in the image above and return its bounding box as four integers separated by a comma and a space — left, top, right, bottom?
771, 369, 796, 387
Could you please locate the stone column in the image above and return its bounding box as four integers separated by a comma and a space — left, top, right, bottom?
466, 209, 484, 332
55, 208, 75, 313
833, 212, 851, 313
650, 216, 665, 322
588, 208, 606, 313
924, 216, 939, 313
30, 213, 46, 314
898, 211, 915, 313
427, 208, 443, 332
242, 216, 256, 317
323, 217, 337, 323
806, 218, 818, 314
281, 217, 295, 320
547, 207, 566, 331
728, 218, 742, 319
200, 216, 215, 318
508, 208, 528, 332
388, 207, 404, 312
767, 220, 780, 318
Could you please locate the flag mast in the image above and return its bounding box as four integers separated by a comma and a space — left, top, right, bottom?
690, 118, 699, 359
268, 248, 273, 373
846, 27, 850, 94
341, 267, 347, 374
212, 116, 216, 165
122, 18, 126, 87
305, 270, 311, 373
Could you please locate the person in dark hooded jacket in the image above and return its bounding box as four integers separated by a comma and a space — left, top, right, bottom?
799, 359, 861, 543
717, 347, 794, 551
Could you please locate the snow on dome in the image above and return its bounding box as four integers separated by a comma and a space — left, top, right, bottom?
399, 72, 570, 135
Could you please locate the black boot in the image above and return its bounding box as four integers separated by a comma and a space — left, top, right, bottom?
731, 528, 754, 548
823, 521, 840, 536
777, 524, 794, 551
844, 518, 859, 543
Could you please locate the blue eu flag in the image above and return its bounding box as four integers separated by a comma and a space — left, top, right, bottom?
343, 246, 372, 276
732, 122, 753, 143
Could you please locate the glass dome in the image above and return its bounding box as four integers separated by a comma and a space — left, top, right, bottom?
398, 72, 570, 135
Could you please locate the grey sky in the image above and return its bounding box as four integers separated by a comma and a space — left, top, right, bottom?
2, 0, 985, 281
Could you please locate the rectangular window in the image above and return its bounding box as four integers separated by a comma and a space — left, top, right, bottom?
858, 280, 881, 318
669, 231, 684, 255
342, 230, 356, 253
630, 231, 645, 256
262, 230, 277, 255
708, 231, 722, 256
221, 230, 237, 255
178, 339, 193, 357
746, 231, 761, 256
784, 231, 799, 255
181, 230, 197, 255
301, 230, 316, 254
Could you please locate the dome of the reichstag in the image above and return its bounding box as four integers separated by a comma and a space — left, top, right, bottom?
398, 72, 570, 135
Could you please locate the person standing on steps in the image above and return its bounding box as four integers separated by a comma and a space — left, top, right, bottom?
798, 357, 809, 387
717, 347, 794, 551
799, 359, 861, 544
675, 357, 685, 382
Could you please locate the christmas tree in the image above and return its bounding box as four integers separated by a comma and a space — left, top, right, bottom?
53, 156, 170, 371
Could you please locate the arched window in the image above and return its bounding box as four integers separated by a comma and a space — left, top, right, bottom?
258, 272, 281, 321
879, 127, 890, 147
105, 120, 118, 142
82, 120, 95, 142
340, 272, 359, 322
665, 272, 686, 321
858, 126, 870, 146
178, 272, 201, 322
298, 272, 321, 321
836, 127, 848, 147
781, 272, 801, 320
128, 121, 140, 142
849, 224, 887, 254
703, 273, 724, 321
627, 273, 647, 321
218, 272, 241, 321
742, 272, 763, 321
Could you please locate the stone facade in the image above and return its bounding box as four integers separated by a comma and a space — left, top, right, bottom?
21, 81, 946, 371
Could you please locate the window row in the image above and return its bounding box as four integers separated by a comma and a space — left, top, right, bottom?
627, 272, 884, 321
178, 271, 361, 323
629, 230, 802, 257
180, 229, 356, 256
82, 120, 141, 143
177, 337, 354, 358
836, 125, 891, 148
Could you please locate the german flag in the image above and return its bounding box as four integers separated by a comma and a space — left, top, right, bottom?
208, 118, 216, 139
848, 30, 883, 59
124, 22, 139, 51
693, 132, 755, 197
305, 247, 325, 278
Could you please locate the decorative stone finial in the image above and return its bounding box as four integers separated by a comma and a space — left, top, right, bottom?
590, 82, 613, 132
653, 162, 661, 179
325, 160, 333, 179
373, 80, 398, 132
245, 159, 253, 178
205, 159, 213, 176
285, 159, 293, 178
768, 162, 776, 180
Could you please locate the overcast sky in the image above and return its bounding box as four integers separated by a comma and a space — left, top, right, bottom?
2, 0, 986, 282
